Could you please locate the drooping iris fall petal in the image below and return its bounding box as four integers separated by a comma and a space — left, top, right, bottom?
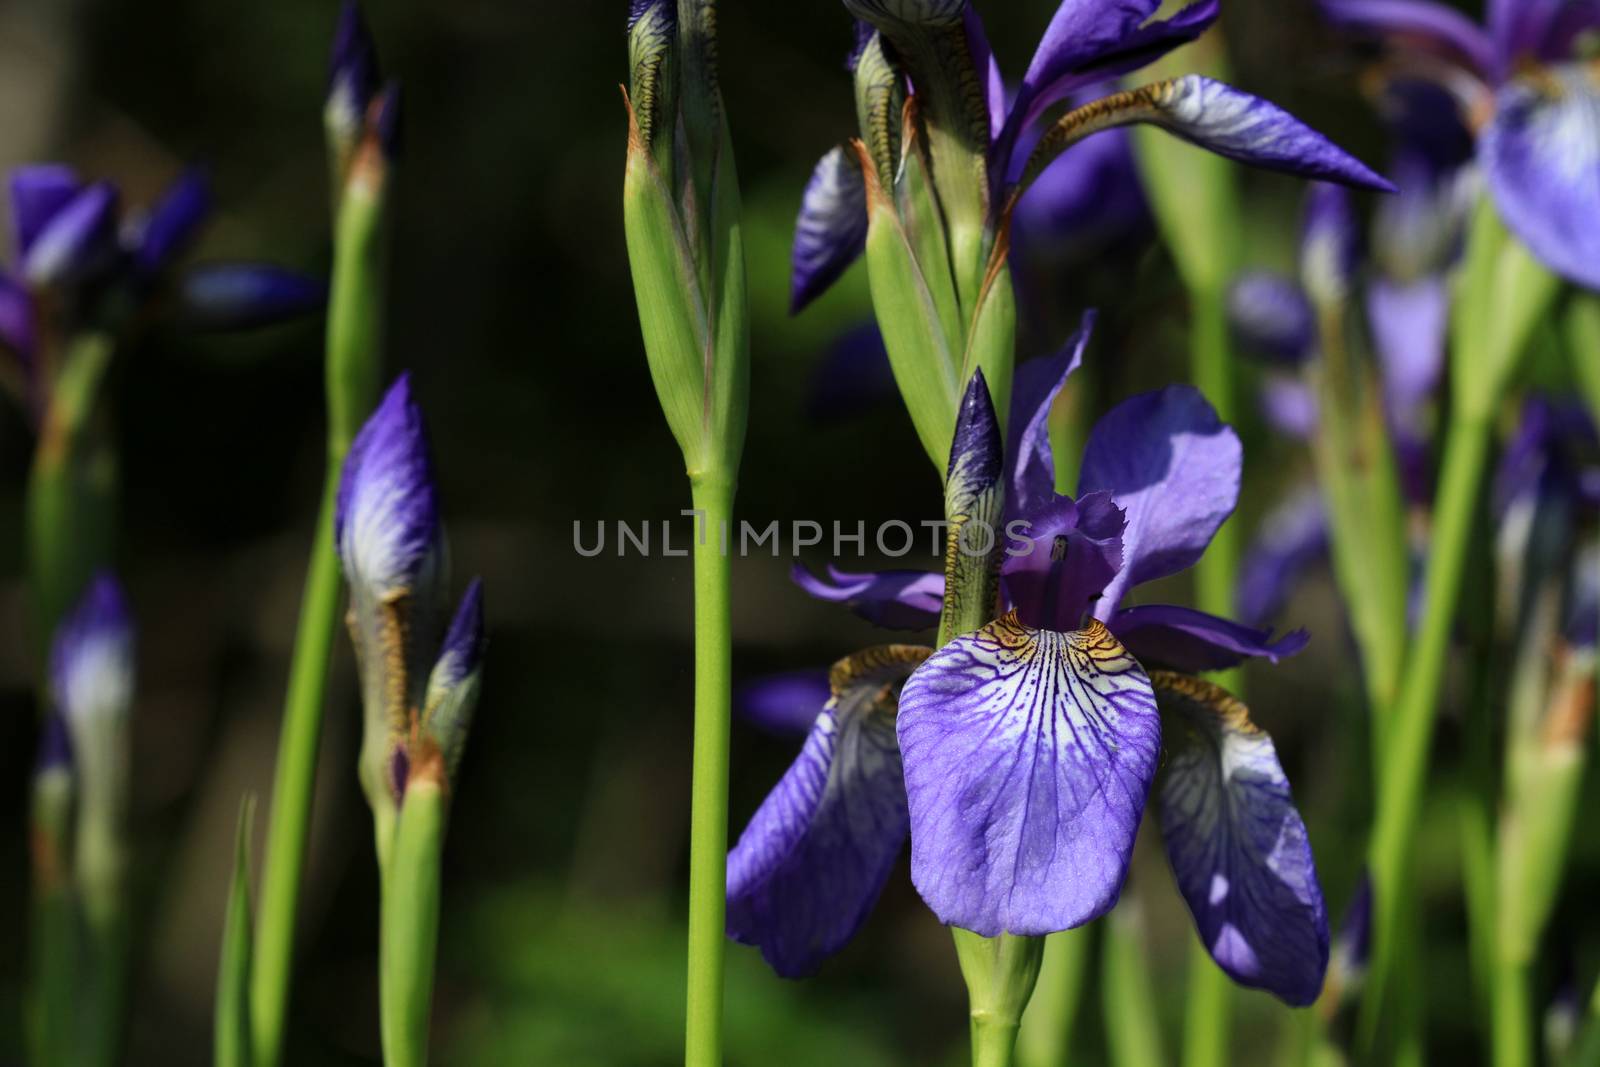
1108, 603, 1309, 672
727, 645, 930, 977
1152, 671, 1329, 1006
791, 563, 944, 630
897, 615, 1160, 936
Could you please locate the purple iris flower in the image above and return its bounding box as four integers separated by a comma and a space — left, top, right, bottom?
731, 324, 1325, 1004
1321, 0, 1600, 289
789, 0, 1392, 312
50, 572, 136, 812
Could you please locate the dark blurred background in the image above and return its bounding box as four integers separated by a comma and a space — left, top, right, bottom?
0, 0, 1590, 1063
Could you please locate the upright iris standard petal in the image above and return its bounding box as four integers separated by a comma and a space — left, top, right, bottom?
1079, 385, 1242, 614
422, 578, 486, 781
336, 372, 441, 597
9, 165, 80, 260
22, 182, 119, 287
132, 166, 212, 277
1481, 65, 1600, 291
791, 564, 944, 630
1006, 311, 1094, 519
1019, 77, 1395, 196
727, 645, 931, 977
1317, 0, 1496, 76
1151, 671, 1329, 1006
790, 146, 868, 313
1108, 604, 1309, 672
177, 263, 327, 330
898, 615, 1161, 936
1002, 492, 1125, 631
736, 669, 833, 737
1227, 273, 1315, 365
1236, 487, 1329, 626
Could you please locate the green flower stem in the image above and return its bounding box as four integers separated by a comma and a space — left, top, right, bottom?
380, 777, 447, 1067
1015, 927, 1094, 1067
77, 814, 130, 1067
216, 798, 257, 1067
684, 473, 734, 1067
250, 163, 388, 1067
28, 769, 75, 1067
25, 331, 115, 667
1181, 948, 1234, 1067
1104, 901, 1167, 1067
955, 929, 1046, 1067
1491, 960, 1533, 1067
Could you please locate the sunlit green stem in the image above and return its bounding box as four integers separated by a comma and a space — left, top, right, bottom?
216, 798, 256, 1067
251, 162, 388, 1067
1181, 949, 1234, 1067
955, 929, 1046, 1067
1016, 927, 1094, 1067
1492, 960, 1533, 1067
380, 778, 447, 1067
1104, 901, 1167, 1067
684, 473, 734, 1067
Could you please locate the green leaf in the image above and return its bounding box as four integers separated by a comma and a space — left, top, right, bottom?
215, 796, 257, 1067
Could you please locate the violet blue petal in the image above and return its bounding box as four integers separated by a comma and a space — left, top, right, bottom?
0, 271, 34, 363
1367, 276, 1447, 420
9, 165, 80, 260
791, 563, 944, 631
1317, 0, 1496, 77
1481, 65, 1600, 291
727, 645, 930, 976
1002, 491, 1126, 631
964, 6, 1007, 142
790, 146, 868, 314
22, 182, 119, 287
178, 264, 327, 330
897, 615, 1160, 935
1236, 487, 1329, 626
1153, 672, 1329, 1006
35, 712, 74, 775
1006, 310, 1094, 518
336, 372, 441, 596
50, 571, 135, 730
1490, 0, 1600, 71
1011, 123, 1149, 263
1227, 272, 1315, 365
1108, 603, 1310, 672
132, 166, 212, 277
1079, 385, 1242, 615
328, 0, 381, 139
1259, 375, 1318, 442
1333, 871, 1374, 988
1300, 182, 1359, 308
736, 669, 834, 737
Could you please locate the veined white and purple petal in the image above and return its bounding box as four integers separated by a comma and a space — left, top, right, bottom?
898, 615, 1161, 935
736, 669, 834, 737
790, 146, 868, 314
1227, 273, 1315, 366
1006, 311, 1094, 519
1317, 0, 1496, 77
727, 644, 930, 976
1481, 64, 1600, 291
9, 165, 81, 260
1152, 671, 1329, 1006
22, 182, 119, 287
1236, 487, 1329, 626
130, 166, 212, 277
791, 563, 944, 630
178, 264, 327, 330
1079, 385, 1242, 615
1002, 492, 1125, 631
51, 572, 135, 730
1108, 604, 1309, 673
336, 372, 441, 596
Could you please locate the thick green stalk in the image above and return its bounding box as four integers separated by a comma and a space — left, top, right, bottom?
1104, 902, 1167, 1067
1016, 927, 1094, 1067
251, 162, 388, 1067
956, 929, 1046, 1067
684, 474, 734, 1067
1492, 961, 1533, 1067
380, 778, 446, 1067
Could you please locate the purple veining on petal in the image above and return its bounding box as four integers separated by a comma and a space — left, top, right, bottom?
1153, 672, 1329, 1006
1236, 487, 1329, 626
178, 263, 327, 330
790, 146, 868, 314
1228, 273, 1315, 365
1481, 64, 1600, 291
132, 166, 212, 278
792, 563, 944, 631
1079, 385, 1242, 615
727, 645, 928, 976
336, 372, 441, 595
1001, 491, 1125, 631
1006, 311, 1094, 519
736, 669, 833, 737
50, 571, 135, 730
22, 182, 119, 287
1109, 603, 1310, 672
1318, 0, 1496, 78
898, 615, 1161, 935
9, 165, 80, 260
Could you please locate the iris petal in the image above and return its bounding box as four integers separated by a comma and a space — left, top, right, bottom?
791, 563, 944, 630
1006, 311, 1094, 520
8, 165, 81, 260
1152, 671, 1329, 1006
727, 645, 931, 976
1481, 65, 1600, 291
1227, 272, 1314, 365
898, 615, 1160, 935
1108, 604, 1309, 673
1318, 0, 1496, 77
736, 669, 834, 737
790, 146, 868, 314
1002, 492, 1126, 631
1236, 487, 1329, 627
1079, 385, 1242, 614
